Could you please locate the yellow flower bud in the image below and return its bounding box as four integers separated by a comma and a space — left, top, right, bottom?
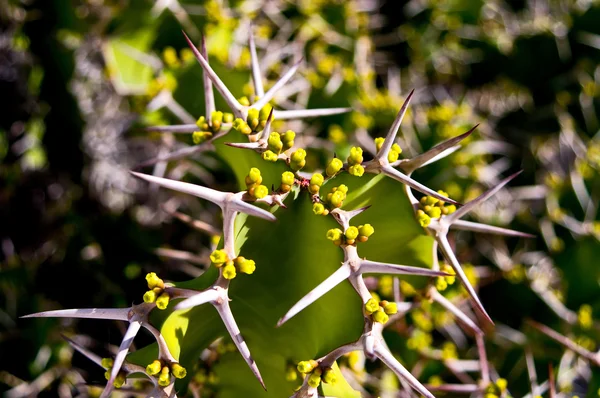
365, 298, 379, 314
347, 146, 364, 165
223, 263, 237, 279
158, 366, 171, 387
348, 164, 364, 176
146, 272, 165, 290
192, 131, 212, 144
210, 249, 228, 267
253, 185, 269, 199
156, 292, 170, 310
382, 301, 397, 315
326, 228, 343, 242
113, 373, 126, 388
101, 358, 114, 369
313, 203, 326, 215
310, 173, 324, 187
372, 309, 389, 324
146, 360, 162, 376
143, 290, 157, 303
322, 368, 337, 384
171, 363, 187, 379
345, 226, 359, 241
262, 150, 279, 162
297, 360, 318, 373
281, 171, 295, 186
236, 257, 256, 274
374, 137, 384, 152
326, 158, 343, 177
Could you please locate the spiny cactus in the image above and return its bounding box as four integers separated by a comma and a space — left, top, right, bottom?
20, 23, 538, 397
12, 1, 600, 397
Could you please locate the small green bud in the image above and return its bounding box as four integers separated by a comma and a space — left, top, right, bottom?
223, 263, 237, 279
325, 158, 343, 177
435, 277, 448, 291
289, 149, 306, 171
113, 373, 126, 388
253, 185, 269, 199
417, 210, 431, 227
210, 111, 223, 129
422, 195, 439, 206
210, 249, 228, 267
329, 190, 345, 208
348, 164, 364, 177
236, 257, 256, 274
372, 309, 389, 324
246, 168, 262, 185
101, 358, 114, 369
444, 204, 456, 214
146, 272, 164, 290
345, 226, 359, 241
365, 298, 379, 314
308, 369, 322, 388
267, 132, 283, 153
281, 130, 295, 150
310, 173, 324, 187
375, 137, 385, 153
322, 368, 337, 384
290, 148, 306, 163
247, 108, 260, 129
196, 116, 208, 130
171, 363, 187, 379
383, 301, 398, 315
426, 206, 442, 219
281, 171, 295, 186
223, 113, 234, 123
358, 224, 375, 238
233, 118, 252, 135
158, 366, 171, 387
192, 131, 213, 144
259, 104, 272, 121
156, 292, 170, 310
347, 147, 363, 165
143, 290, 157, 303
297, 360, 318, 373
313, 203, 326, 215
147, 360, 162, 376
262, 150, 279, 162
326, 228, 343, 242
388, 149, 400, 163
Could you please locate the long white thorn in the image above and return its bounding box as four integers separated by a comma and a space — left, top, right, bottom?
248, 29, 264, 97
131, 172, 227, 206
381, 165, 460, 205
376, 89, 415, 162
446, 171, 522, 223
229, 194, 277, 222
360, 259, 449, 277
101, 320, 142, 398
173, 288, 220, 311
21, 308, 130, 321
450, 219, 535, 238
436, 234, 494, 328
252, 59, 303, 110
144, 124, 199, 133
214, 301, 266, 389
136, 130, 226, 168
277, 264, 352, 327
201, 36, 216, 117
400, 125, 478, 173
273, 107, 352, 120
62, 335, 104, 368
374, 344, 435, 398
430, 289, 484, 335
182, 31, 242, 117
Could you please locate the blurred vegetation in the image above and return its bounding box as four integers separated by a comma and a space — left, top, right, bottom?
2, 0, 600, 396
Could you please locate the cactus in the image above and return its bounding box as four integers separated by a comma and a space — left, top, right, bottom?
10, 0, 600, 397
